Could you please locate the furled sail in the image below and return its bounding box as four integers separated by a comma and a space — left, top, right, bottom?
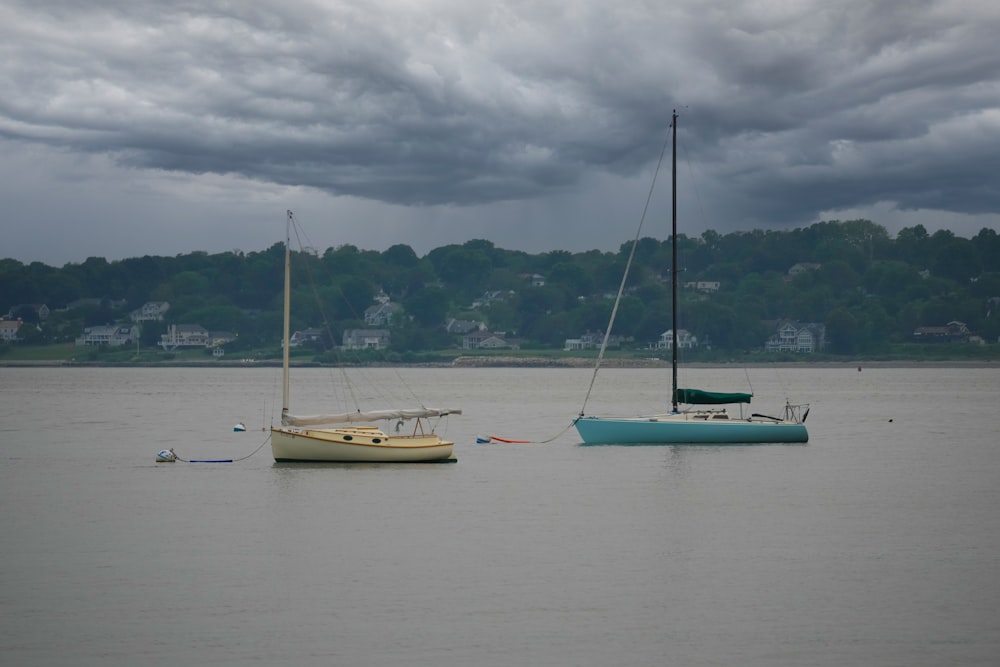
675, 388, 752, 405
282, 408, 462, 427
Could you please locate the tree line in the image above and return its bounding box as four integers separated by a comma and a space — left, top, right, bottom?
2, 219, 998, 356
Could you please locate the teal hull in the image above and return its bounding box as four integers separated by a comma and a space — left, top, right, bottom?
574, 415, 808, 445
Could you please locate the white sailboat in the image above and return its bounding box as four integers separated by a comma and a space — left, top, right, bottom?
574, 112, 809, 445
270, 211, 461, 462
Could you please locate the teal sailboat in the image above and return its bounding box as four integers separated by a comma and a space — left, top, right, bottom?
574, 112, 809, 445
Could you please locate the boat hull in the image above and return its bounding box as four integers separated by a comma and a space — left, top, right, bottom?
574, 414, 808, 445
270, 426, 454, 462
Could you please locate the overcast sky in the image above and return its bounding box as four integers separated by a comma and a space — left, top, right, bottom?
2, 0, 998, 266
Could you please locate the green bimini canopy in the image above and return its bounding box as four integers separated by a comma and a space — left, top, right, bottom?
675, 388, 752, 405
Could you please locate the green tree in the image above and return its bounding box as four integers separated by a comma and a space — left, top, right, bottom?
403, 286, 450, 327
548, 262, 594, 298
381, 244, 419, 268
140, 321, 166, 348
931, 238, 981, 283
17, 323, 46, 344
332, 278, 376, 321
825, 307, 859, 354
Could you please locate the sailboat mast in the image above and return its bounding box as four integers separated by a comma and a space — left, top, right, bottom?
281, 210, 292, 415
670, 111, 679, 412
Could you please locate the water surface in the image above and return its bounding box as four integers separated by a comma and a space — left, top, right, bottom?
1, 365, 997, 666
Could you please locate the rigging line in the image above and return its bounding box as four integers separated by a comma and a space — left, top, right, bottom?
288, 216, 365, 413
289, 219, 428, 412
289, 216, 391, 408
269, 367, 281, 425
772, 365, 792, 404
578, 118, 673, 417
393, 367, 429, 409
330, 287, 377, 406
676, 118, 712, 235
326, 268, 394, 404
283, 213, 416, 413
284, 219, 436, 412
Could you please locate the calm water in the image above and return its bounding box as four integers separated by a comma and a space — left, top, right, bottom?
1, 365, 998, 666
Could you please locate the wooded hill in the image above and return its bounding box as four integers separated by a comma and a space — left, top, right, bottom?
2, 219, 998, 357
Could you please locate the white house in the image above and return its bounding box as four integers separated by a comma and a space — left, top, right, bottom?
564, 331, 620, 351
159, 324, 210, 350
764, 321, 825, 353
207, 331, 236, 348
130, 301, 170, 322
0, 320, 22, 342
462, 330, 492, 349
517, 273, 546, 287
684, 281, 721, 293
463, 331, 518, 349
787, 263, 821, 279
471, 290, 515, 309
289, 328, 323, 346
76, 325, 138, 347
657, 329, 698, 350
478, 335, 514, 349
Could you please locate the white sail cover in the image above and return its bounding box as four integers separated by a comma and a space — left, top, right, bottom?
282, 408, 462, 427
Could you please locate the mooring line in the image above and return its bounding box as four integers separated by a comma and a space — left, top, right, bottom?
480, 419, 577, 445
160, 433, 272, 464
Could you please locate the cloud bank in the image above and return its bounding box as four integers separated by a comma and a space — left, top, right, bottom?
1, 0, 998, 264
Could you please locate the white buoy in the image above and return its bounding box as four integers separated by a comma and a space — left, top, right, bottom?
233, 422, 246, 432
155, 449, 177, 463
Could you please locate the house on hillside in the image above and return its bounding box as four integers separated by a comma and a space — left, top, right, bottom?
207, 331, 236, 348
523, 273, 546, 287
343, 329, 390, 350
463, 330, 517, 350
471, 290, 515, 309
684, 281, 721, 293
76, 325, 138, 347
765, 321, 826, 353
786, 263, 821, 280
0, 319, 22, 342
479, 335, 517, 349
564, 331, 621, 351
289, 328, 323, 347
6, 304, 49, 321
912, 320, 971, 343
130, 301, 170, 322
159, 324, 210, 350
364, 302, 401, 326
657, 329, 698, 350
446, 318, 486, 334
